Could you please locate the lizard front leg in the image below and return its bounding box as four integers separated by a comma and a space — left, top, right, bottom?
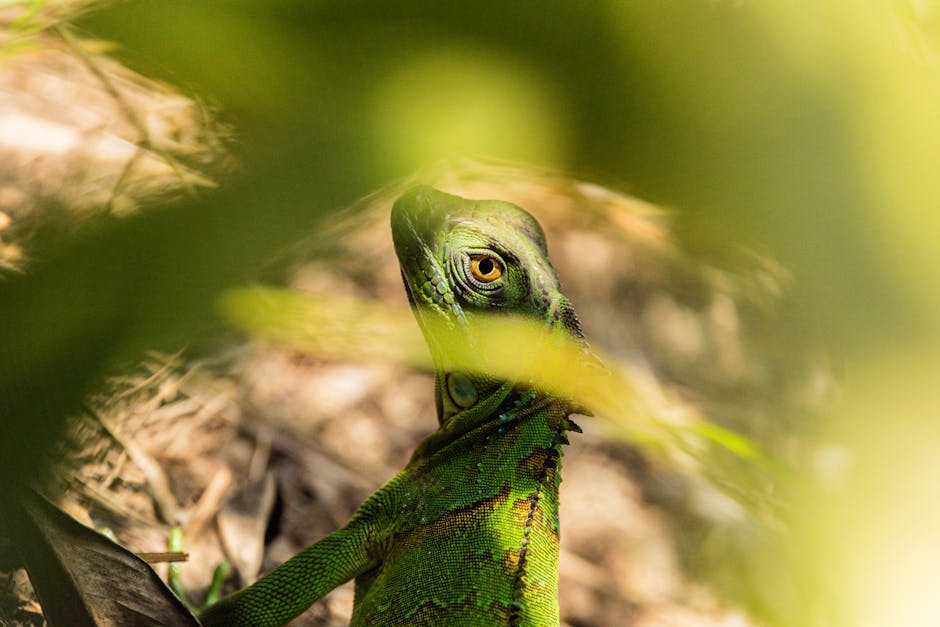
198, 496, 389, 627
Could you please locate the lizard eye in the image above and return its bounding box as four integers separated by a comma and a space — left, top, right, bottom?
469, 255, 503, 282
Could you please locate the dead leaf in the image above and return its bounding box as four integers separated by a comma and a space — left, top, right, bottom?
2, 490, 198, 626
217, 473, 277, 585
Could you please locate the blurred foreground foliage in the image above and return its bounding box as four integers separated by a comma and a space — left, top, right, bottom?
1, 1, 939, 625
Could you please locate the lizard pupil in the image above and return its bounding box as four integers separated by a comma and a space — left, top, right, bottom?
470, 255, 502, 282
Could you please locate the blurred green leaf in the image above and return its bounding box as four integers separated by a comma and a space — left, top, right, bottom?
0, 154, 373, 505
219, 285, 783, 521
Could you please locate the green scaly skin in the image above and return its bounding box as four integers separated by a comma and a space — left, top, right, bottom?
199, 186, 588, 627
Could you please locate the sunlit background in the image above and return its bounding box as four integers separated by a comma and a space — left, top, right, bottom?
2, 1, 939, 625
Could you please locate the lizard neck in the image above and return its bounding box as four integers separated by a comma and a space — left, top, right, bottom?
412, 380, 576, 462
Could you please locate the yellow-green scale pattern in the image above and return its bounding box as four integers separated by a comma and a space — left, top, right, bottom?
350, 387, 568, 626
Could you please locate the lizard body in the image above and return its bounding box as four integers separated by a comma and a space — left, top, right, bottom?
199, 186, 587, 626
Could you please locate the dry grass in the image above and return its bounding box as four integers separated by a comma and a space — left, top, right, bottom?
0, 5, 230, 272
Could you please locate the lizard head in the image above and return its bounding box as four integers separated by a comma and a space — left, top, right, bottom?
391, 185, 587, 424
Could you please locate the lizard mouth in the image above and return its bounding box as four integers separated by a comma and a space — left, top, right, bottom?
398, 253, 470, 374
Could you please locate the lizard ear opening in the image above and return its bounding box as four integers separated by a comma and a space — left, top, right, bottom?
446, 372, 478, 408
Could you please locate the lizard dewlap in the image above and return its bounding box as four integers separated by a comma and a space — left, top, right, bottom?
200, 186, 589, 627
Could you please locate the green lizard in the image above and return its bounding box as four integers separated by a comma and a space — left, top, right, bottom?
199, 185, 589, 626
